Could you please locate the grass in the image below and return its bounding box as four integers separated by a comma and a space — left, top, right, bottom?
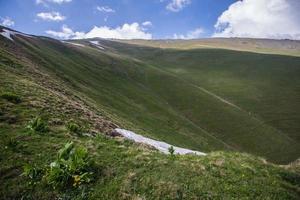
95, 40, 300, 163
12, 35, 300, 163
66, 121, 83, 136
1, 30, 300, 198
1, 34, 300, 163
1, 91, 21, 104
0, 72, 299, 199
26, 117, 49, 134
117, 38, 300, 57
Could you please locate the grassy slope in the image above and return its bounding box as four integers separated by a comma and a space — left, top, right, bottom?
95, 40, 300, 163
0, 47, 300, 200
15, 36, 227, 152
1, 30, 299, 164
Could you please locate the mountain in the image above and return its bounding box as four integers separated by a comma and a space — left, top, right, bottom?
0, 26, 300, 199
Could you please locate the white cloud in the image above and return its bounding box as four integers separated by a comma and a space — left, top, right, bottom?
213, 0, 300, 40
78, 23, 152, 39
96, 6, 115, 13
46, 23, 152, 40
0, 17, 15, 27
173, 28, 204, 39
36, 0, 71, 5
166, 0, 191, 12
46, 25, 85, 39
37, 12, 66, 21
142, 21, 152, 27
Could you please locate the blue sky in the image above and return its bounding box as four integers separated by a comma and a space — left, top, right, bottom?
1, 0, 300, 40
0, 0, 235, 39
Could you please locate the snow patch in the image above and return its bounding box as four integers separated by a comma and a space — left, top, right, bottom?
62, 41, 85, 47
114, 128, 206, 156
0, 30, 13, 41
90, 40, 99, 45
89, 40, 105, 50
0, 29, 32, 41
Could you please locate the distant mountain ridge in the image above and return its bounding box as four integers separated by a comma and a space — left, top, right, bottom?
117, 37, 300, 57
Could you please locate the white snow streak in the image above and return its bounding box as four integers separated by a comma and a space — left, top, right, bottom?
115, 128, 206, 156
90, 40, 105, 50
62, 41, 85, 47
0, 29, 32, 41
0, 29, 13, 41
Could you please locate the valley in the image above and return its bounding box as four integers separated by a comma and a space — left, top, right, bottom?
1, 26, 300, 199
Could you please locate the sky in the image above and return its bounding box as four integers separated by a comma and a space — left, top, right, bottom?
0, 0, 300, 40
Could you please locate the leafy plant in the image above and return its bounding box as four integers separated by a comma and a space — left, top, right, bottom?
0, 92, 21, 104
44, 142, 94, 189
66, 121, 83, 136
168, 146, 175, 156
22, 164, 44, 186
26, 117, 49, 134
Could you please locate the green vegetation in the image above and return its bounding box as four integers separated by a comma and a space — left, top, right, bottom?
0, 28, 300, 199
0, 81, 298, 198
5, 137, 20, 151
66, 121, 83, 136
1, 91, 21, 104
93, 39, 300, 163
15, 35, 299, 163
44, 141, 94, 189
22, 164, 44, 186
168, 146, 175, 156
119, 38, 300, 57
26, 117, 49, 134
0, 31, 299, 164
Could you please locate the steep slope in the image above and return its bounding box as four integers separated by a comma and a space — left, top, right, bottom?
91, 39, 300, 163
1, 26, 300, 164
0, 28, 300, 200
0, 26, 227, 153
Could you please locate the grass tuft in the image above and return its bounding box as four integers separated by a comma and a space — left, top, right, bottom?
26, 117, 49, 134
1, 92, 21, 104
66, 121, 83, 136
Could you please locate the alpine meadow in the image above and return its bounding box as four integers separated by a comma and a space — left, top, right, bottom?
1, 0, 300, 199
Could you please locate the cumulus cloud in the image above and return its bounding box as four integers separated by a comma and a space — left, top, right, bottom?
36, 0, 71, 5
46, 23, 152, 40
213, 0, 300, 40
78, 23, 152, 39
96, 6, 115, 13
37, 12, 66, 21
46, 25, 85, 39
173, 28, 204, 39
0, 17, 15, 27
142, 21, 152, 27
166, 0, 191, 12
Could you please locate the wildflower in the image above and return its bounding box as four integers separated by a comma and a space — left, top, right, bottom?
73, 175, 81, 187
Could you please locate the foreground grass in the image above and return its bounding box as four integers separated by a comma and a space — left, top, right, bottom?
1, 117, 300, 199
0, 59, 299, 199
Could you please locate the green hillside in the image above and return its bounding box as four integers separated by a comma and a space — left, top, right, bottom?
1, 26, 300, 164
1, 26, 300, 199
103, 40, 300, 163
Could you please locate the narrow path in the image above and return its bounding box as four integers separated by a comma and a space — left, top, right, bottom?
194, 85, 242, 110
